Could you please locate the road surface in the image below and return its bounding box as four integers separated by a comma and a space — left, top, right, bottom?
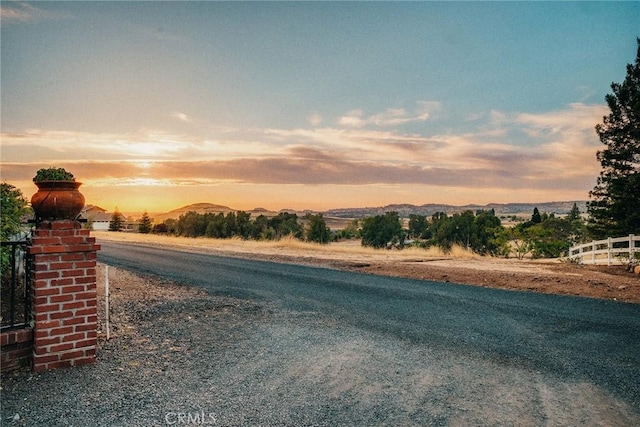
96, 240, 640, 424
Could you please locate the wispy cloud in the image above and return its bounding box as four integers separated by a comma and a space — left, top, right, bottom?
0, 2, 68, 23
307, 113, 323, 127
338, 101, 441, 128
173, 112, 193, 123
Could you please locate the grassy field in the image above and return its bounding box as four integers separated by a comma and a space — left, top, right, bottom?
93, 231, 478, 263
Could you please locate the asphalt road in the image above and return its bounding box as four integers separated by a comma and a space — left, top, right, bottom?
97, 241, 640, 423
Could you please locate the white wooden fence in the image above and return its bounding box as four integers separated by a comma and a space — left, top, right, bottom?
568, 234, 640, 265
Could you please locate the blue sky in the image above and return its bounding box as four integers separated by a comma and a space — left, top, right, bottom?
1, 1, 638, 212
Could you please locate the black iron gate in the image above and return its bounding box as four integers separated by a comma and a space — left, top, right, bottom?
1, 239, 31, 330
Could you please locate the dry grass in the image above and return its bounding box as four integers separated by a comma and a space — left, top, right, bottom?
93, 231, 478, 262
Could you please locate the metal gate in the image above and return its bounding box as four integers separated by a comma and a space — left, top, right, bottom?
1, 239, 31, 330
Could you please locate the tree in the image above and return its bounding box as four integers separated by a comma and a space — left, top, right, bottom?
500, 226, 533, 260
108, 208, 124, 232
235, 211, 252, 239
567, 203, 581, 222
361, 212, 403, 249
306, 214, 331, 244
1, 183, 29, 280
1, 183, 29, 241
588, 39, 640, 238
138, 211, 153, 234
268, 212, 302, 240
531, 207, 542, 224
408, 214, 429, 239
175, 211, 206, 237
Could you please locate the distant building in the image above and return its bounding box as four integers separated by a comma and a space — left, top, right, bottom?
79, 205, 126, 231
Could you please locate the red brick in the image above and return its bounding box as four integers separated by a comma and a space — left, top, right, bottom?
33, 237, 61, 245
17, 329, 32, 342
86, 315, 97, 323
28, 246, 43, 255
50, 262, 74, 270
32, 262, 51, 272
85, 299, 97, 307
35, 336, 60, 347
34, 271, 60, 280
61, 236, 86, 245
76, 308, 96, 316
62, 301, 85, 310
34, 329, 49, 339
63, 317, 86, 326
39, 245, 67, 254
61, 285, 86, 294
75, 323, 96, 332
33, 354, 59, 364
50, 294, 74, 303
35, 297, 51, 306
35, 254, 63, 262
38, 303, 60, 313
49, 310, 74, 320
74, 338, 96, 349
61, 349, 85, 360
62, 269, 84, 277
50, 221, 78, 230
60, 253, 86, 261
49, 342, 74, 353
34, 313, 49, 322
75, 276, 96, 284
51, 278, 74, 287
66, 244, 93, 252
38, 320, 60, 329
62, 332, 86, 343
74, 291, 96, 300
49, 326, 74, 336
75, 260, 96, 268
34, 287, 60, 297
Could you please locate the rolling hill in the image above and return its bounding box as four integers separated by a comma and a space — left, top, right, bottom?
153, 201, 588, 222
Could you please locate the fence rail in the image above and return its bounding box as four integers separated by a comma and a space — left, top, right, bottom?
568, 234, 640, 265
1, 240, 31, 330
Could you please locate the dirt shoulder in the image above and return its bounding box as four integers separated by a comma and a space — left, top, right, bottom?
344, 259, 640, 304
227, 253, 640, 304
94, 232, 640, 304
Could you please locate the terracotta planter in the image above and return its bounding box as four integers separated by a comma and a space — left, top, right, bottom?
31, 181, 85, 220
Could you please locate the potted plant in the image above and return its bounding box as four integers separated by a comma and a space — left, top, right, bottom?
31, 167, 85, 220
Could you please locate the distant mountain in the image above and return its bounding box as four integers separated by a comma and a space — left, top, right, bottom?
323, 201, 588, 218
154, 203, 235, 221
155, 200, 589, 222
155, 203, 284, 221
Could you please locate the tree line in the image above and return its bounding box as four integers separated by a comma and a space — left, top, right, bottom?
129, 203, 586, 259
138, 211, 331, 244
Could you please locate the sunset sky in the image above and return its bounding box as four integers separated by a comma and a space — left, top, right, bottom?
1, 1, 638, 213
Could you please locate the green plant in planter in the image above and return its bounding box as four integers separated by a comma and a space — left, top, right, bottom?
31, 167, 84, 220
33, 167, 75, 182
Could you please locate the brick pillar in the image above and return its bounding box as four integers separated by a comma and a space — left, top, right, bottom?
28, 220, 100, 372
